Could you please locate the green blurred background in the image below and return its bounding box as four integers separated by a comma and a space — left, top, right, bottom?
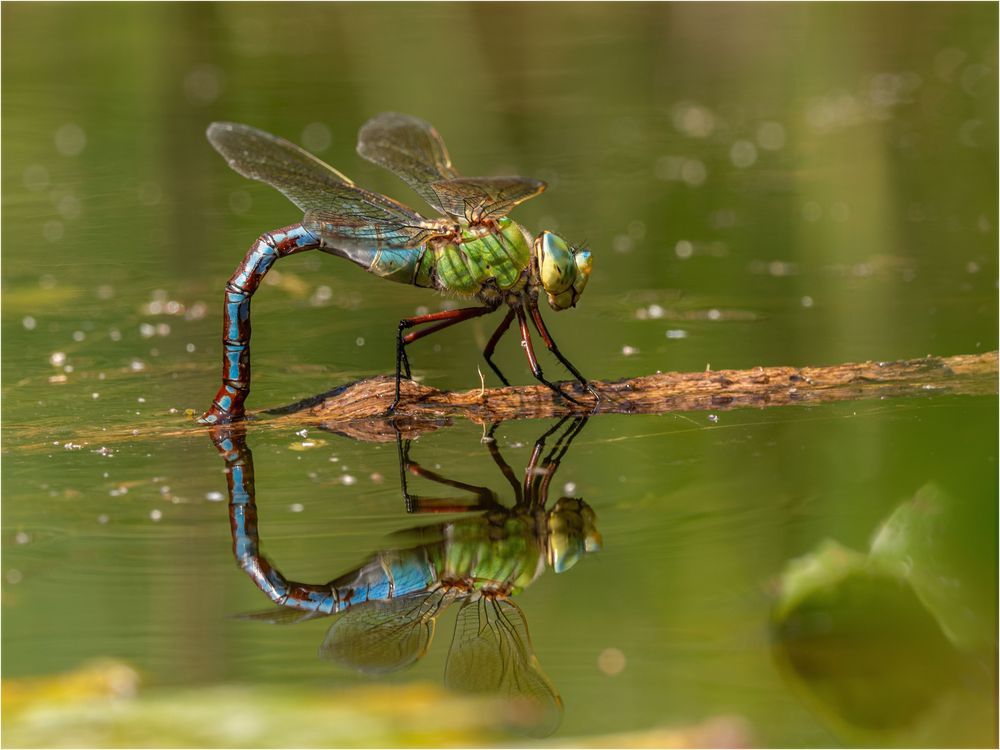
2, 3, 996, 747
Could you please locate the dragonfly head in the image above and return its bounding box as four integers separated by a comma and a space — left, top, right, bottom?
546, 497, 602, 573
534, 232, 592, 311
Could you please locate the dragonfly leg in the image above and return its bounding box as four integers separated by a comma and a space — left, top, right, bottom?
528, 301, 600, 404
395, 428, 502, 512
391, 305, 497, 412
199, 224, 321, 425
515, 307, 584, 406
482, 308, 516, 387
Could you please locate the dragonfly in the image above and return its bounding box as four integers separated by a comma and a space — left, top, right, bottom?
198, 113, 597, 425
210, 417, 600, 736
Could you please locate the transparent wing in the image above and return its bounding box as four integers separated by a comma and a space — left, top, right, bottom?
209, 121, 446, 249
445, 597, 563, 737
233, 606, 329, 625
207, 121, 355, 211
357, 112, 546, 221
319, 590, 452, 675
428, 176, 546, 223
356, 112, 459, 214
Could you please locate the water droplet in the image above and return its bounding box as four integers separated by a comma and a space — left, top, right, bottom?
597, 647, 626, 676
756, 121, 786, 151
183, 64, 224, 105
729, 140, 757, 168
301, 122, 332, 153
54, 123, 86, 156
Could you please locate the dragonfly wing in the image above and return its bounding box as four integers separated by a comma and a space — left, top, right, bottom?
429, 176, 546, 223
303, 199, 445, 251
207, 122, 356, 212
445, 597, 563, 737
356, 112, 460, 215
319, 590, 452, 675
233, 606, 329, 625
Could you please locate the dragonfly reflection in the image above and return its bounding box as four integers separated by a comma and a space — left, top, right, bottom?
210, 417, 600, 736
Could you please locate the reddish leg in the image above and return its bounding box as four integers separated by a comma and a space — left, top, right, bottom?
392, 306, 497, 411
482, 307, 516, 387
516, 307, 584, 405
528, 301, 600, 402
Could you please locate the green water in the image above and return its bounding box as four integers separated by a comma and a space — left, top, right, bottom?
2, 3, 997, 747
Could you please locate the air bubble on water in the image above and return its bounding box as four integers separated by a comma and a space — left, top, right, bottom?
708, 414, 719, 423
302, 122, 332, 153
707, 309, 722, 321
6, 570, 23, 585
43, 220, 64, 242
140, 323, 156, 339
24, 164, 50, 191
415, 305, 429, 316
729, 140, 757, 168
621, 345, 639, 356
183, 64, 224, 105
228, 190, 252, 215
289, 503, 304, 513
15, 531, 30, 545
801, 202, 823, 222
57, 194, 81, 220
92, 392, 100, 399
49, 351, 67, 367
356, 337, 365, 347
155, 323, 170, 337
310, 285, 333, 306
130, 359, 147, 371
341, 475, 357, 486
73, 331, 85, 342
563, 482, 576, 494
23, 316, 37, 331
597, 647, 626, 676
672, 101, 715, 138
110, 329, 122, 342
666, 329, 687, 339
206, 491, 224, 502
680, 159, 707, 186
612, 234, 632, 253
54, 123, 86, 156
756, 121, 786, 151
186, 343, 196, 353
966, 261, 980, 274
801, 296, 815, 308
150, 509, 162, 522
675, 240, 693, 259
97, 514, 109, 525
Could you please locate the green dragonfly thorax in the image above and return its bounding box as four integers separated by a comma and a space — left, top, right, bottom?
533, 232, 592, 311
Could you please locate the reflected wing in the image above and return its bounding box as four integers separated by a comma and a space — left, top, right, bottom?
233, 606, 329, 625
209, 121, 443, 251
445, 597, 563, 737
357, 112, 546, 221
428, 177, 546, 223
319, 591, 452, 675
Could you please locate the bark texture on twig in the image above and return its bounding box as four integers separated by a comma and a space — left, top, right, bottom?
262, 351, 997, 436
